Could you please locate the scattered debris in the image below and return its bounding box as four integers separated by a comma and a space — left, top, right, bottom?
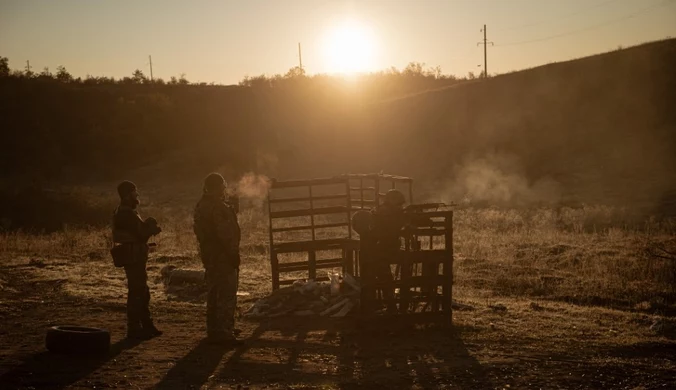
649, 318, 676, 336
168, 269, 205, 285
245, 275, 361, 319
159, 265, 252, 302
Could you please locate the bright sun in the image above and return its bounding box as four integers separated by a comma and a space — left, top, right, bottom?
322, 20, 377, 74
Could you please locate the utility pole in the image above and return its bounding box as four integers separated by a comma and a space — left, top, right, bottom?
25, 60, 31, 74
477, 25, 494, 78
298, 42, 303, 74
148, 55, 154, 82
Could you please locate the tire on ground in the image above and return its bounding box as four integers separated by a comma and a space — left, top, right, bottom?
45, 326, 111, 355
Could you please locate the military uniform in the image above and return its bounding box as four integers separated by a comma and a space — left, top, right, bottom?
361, 203, 407, 312
112, 204, 160, 336
193, 193, 241, 340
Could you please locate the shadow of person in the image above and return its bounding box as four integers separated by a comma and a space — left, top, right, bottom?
0, 338, 142, 390
336, 318, 491, 389
154, 339, 231, 390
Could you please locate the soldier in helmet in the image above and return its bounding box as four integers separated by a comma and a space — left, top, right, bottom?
355, 189, 408, 313
112, 181, 163, 340
193, 173, 242, 344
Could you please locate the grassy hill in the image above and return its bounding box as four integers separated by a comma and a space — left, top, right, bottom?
1, 39, 675, 231
347, 39, 676, 212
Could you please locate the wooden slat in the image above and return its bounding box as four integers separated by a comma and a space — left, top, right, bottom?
273, 238, 360, 253
271, 177, 347, 189
272, 222, 349, 233
279, 276, 330, 285
279, 260, 344, 273
279, 258, 345, 269
368, 275, 448, 289
268, 194, 347, 204
270, 206, 349, 219
350, 199, 376, 204
344, 173, 413, 182
387, 250, 451, 266
408, 228, 448, 236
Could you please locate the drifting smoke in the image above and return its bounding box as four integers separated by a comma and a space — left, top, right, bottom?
444, 153, 562, 207
232, 172, 272, 209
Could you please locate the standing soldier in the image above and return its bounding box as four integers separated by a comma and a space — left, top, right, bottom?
111, 181, 163, 340
193, 173, 242, 344
353, 189, 407, 313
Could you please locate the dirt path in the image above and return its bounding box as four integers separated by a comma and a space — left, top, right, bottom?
1, 258, 675, 389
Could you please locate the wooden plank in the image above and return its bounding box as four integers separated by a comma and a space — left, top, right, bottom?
344, 173, 413, 182
273, 238, 360, 253
308, 250, 316, 280
271, 177, 348, 188
408, 228, 448, 236
350, 199, 376, 204
271, 251, 280, 290
279, 260, 344, 273
278, 258, 346, 269
271, 222, 349, 233
279, 275, 331, 285
268, 194, 347, 204
368, 275, 448, 289
270, 206, 349, 219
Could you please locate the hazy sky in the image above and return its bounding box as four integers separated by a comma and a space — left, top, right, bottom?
1, 0, 675, 84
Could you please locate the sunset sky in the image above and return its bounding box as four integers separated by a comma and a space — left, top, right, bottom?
1, 0, 675, 84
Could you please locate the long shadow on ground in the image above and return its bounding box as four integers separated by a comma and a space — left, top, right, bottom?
154, 339, 231, 390
193, 316, 492, 389
0, 338, 142, 390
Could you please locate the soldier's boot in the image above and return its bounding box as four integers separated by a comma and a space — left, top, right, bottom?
141, 319, 163, 338
207, 331, 244, 346
127, 322, 147, 340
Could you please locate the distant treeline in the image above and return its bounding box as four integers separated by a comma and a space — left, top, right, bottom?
1, 39, 676, 216
0, 56, 466, 181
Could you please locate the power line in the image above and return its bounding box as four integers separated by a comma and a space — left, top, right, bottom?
495, 0, 621, 33
298, 42, 303, 72
148, 55, 153, 82
477, 25, 494, 77
495, 0, 674, 47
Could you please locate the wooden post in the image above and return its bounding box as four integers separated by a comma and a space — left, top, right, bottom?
268, 188, 279, 290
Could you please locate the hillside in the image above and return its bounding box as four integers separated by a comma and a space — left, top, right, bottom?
1, 39, 675, 230
349, 39, 676, 212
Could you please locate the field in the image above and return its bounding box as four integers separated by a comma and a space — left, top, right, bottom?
1, 200, 675, 389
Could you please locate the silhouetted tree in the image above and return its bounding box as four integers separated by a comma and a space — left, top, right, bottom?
0, 57, 9, 77
56, 65, 73, 82
39, 67, 53, 79
284, 66, 305, 78
132, 69, 146, 84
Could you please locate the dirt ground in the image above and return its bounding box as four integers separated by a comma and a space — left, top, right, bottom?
1, 253, 675, 390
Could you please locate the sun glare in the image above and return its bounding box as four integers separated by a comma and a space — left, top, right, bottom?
322, 20, 378, 74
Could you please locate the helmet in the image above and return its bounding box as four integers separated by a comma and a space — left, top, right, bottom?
351, 210, 373, 235
203, 173, 226, 194
384, 189, 406, 207
117, 180, 137, 199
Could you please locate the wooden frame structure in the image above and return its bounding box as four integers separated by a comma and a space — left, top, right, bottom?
267, 173, 414, 290
360, 206, 454, 324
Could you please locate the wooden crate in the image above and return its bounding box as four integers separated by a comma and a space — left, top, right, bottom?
267, 173, 414, 290
359, 207, 454, 324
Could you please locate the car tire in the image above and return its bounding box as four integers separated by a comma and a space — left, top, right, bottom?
45, 325, 111, 355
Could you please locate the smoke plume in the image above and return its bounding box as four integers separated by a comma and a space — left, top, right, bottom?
443, 153, 562, 207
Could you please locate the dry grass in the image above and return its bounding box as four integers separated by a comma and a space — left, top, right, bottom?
1, 203, 675, 389
1, 205, 674, 312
